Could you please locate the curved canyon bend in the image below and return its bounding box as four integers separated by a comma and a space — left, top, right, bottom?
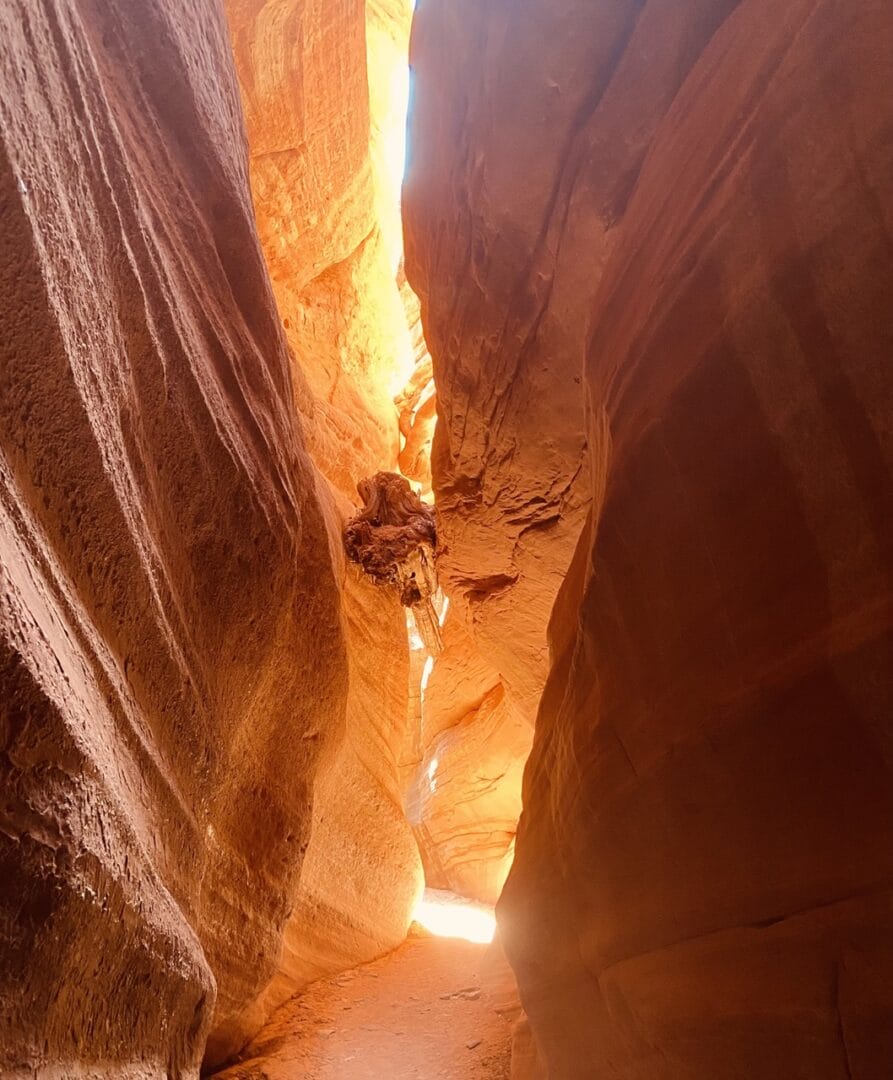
1, 1, 891, 1078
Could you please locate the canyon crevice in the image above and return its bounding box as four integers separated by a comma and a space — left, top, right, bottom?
1, 0, 427, 1073
404, 1, 893, 1077
0, 1, 349, 1073
2, 0, 892, 1078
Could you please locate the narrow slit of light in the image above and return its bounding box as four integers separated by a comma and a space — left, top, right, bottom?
412, 889, 496, 944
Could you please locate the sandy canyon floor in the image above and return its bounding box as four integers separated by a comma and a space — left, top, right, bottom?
213, 930, 513, 1079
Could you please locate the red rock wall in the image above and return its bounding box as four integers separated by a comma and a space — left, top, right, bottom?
406, 0, 893, 1076
214, 2, 424, 1061
405, 612, 526, 904
403, 1, 593, 726
0, 0, 348, 1073
402, 0, 594, 903
0, 0, 418, 1074
227, 0, 415, 500
213, 543, 422, 1059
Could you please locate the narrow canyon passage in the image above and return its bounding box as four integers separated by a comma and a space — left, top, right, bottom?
1, 1, 892, 1079
212, 912, 513, 1080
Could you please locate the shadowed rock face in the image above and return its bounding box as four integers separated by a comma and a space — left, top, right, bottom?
0, 0, 348, 1075
4, 0, 892, 1075
0, 0, 424, 1075
403, 1, 593, 728
401, 0, 595, 908
406, 0, 893, 1076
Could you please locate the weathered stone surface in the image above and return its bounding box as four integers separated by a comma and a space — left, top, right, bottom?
408, 0, 893, 1076
509, 1018, 545, 1080
404, 1, 592, 726
227, 0, 415, 500
402, 0, 594, 905
0, 0, 427, 1074
344, 472, 437, 598
0, 0, 348, 1074
215, 508, 423, 1058
394, 342, 436, 498
406, 614, 528, 904
214, 0, 426, 1062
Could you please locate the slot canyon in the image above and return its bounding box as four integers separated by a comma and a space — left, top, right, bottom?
1, 0, 891, 1077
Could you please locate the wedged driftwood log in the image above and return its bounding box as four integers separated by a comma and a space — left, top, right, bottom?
345, 472, 442, 653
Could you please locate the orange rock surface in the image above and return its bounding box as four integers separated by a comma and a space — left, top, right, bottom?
5, 0, 892, 1076
403, 2, 592, 727
402, 0, 594, 905
213, 543, 423, 1062
0, 0, 348, 1074
227, 0, 415, 500
214, 0, 425, 1062
406, 614, 527, 904
0, 0, 423, 1074
407, 0, 893, 1076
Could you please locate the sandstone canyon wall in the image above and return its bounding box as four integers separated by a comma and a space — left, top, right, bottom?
216, 0, 424, 1059
404, 611, 527, 904
226, 0, 415, 499
402, 0, 596, 905
229, 0, 514, 911
0, 0, 345, 1073
403, 2, 593, 727
406, 0, 893, 1077
0, 0, 421, 1075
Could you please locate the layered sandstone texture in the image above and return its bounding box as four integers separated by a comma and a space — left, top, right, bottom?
407, 0, 893, 1077
401, 0, 595, 906
226, 0, 416, 500
0, 0, 348, 1074
0, 0, 421, 1076
228, 0, 485, 921
406, 612, 526, 905
403, 2, 592, 727
219, 537, 422, 1059
366, 0, 436, 500
216, 4, 425, 1061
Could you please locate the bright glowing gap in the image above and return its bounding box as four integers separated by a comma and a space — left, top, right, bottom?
412, 888, 496, 944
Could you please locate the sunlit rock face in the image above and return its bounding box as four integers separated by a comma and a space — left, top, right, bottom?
406, 612, 527, 905
0, 0, 348, 1075
367, 0, 415, 275
212, 0, 425, 1064
0, 0, 426, 1073
218, 530, 422, 1055
227, 2, 466, 960
227, 0, 415, 501
407, 0, 893, 1077
403, 3, 592, 728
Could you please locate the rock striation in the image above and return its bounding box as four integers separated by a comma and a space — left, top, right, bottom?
212, 0, 428, 1064
405, 613, 526, 905
401, 0, 593, 905
1, 0, 423, 1075
0, 0, 348, 1075
218, 4, 429, 1062
226, 0, 416, 501
403, 1, 593, 727
407, 0, 893, 1076
213, 523, 422, 1059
